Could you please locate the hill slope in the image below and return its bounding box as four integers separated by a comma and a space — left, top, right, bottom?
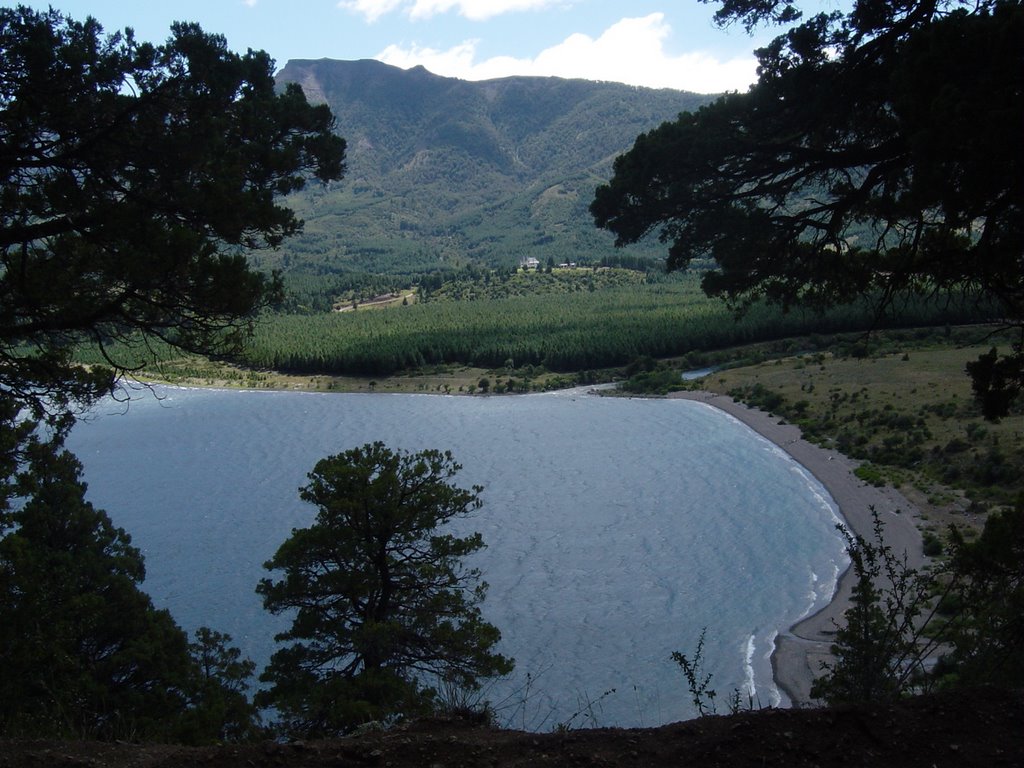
271, 59, 713, 278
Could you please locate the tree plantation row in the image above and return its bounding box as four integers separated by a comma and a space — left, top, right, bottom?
74, 275, 996, 380
238, 279, 990, 377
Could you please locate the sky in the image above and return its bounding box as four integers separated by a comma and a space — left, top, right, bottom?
17, 0, 778, 93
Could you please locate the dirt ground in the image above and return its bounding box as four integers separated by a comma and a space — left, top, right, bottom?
1, 687, 1020, 768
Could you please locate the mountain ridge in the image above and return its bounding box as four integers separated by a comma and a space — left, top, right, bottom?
270, 59, 715, 280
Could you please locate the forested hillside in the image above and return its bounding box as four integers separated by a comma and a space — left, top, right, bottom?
268, 59, 711, 291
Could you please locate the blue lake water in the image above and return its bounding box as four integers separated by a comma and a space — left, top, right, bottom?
67, 385, 846, 728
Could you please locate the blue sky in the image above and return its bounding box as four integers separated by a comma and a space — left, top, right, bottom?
21, 1, 779, 93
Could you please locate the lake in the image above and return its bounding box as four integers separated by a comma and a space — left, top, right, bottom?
68, 385, 846, 728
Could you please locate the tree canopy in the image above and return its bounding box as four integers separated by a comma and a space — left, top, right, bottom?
0, 7, 342, 739
0, 6, 345, 413
592, 0, 1023, 416
0, 415, 259, 741
938, 504, 1024, 687
257, 442, 513, 736
809, 511, 931, 705
809, 503, 1024, 704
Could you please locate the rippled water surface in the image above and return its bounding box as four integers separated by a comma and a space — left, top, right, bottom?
69, 386, 846, 727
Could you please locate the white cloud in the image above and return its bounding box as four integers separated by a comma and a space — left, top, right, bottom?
341, 0, 568, 22
376, 13, 758, 93
408, 0, 567, 21
338, 0, 406, 24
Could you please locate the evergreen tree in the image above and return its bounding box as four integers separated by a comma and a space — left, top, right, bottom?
810, 537, 900, 704
937, 504, 1024, 687
179, 628, 263, 743
0, 419, 258, 741
593, 0, 1023, 416
0, 6, 345, 412
257, 442, 513, 736
0, 5, 344, 740
811, 510, 936, 705
810, 505, 1024, 704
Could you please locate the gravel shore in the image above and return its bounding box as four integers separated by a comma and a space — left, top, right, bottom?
668, 390, 925, 705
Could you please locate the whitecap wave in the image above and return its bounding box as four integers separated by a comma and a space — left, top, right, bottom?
743, 633, 756, 698
763, 631, 783, 707
802, 569, 821, 619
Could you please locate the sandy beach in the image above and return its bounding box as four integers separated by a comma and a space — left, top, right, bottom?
668, 390, 925, 706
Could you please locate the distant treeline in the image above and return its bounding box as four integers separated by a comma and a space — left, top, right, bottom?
239, 277, 993, 376
278, 256, 670, 312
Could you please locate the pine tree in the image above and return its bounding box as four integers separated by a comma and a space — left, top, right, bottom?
0, 419, 258, 741
257, 442, 513, 736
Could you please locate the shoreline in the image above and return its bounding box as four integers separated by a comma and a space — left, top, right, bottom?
667, 390, 925, 706
131, 379, 925, 704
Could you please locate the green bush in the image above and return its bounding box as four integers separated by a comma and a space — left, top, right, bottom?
854, 464, 888, 487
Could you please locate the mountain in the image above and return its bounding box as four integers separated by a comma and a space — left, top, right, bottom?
271, 59, 714, 279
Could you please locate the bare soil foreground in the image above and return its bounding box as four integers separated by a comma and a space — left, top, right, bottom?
1, 687, 1020, 768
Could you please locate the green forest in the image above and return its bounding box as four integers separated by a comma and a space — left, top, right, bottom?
242, 277, 998, 376
74, 269, 994, 379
